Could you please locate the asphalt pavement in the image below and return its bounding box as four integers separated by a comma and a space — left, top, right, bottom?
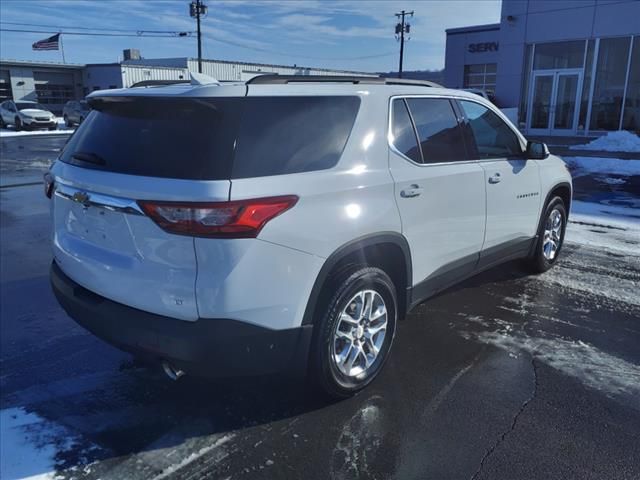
1, 135, 639, 479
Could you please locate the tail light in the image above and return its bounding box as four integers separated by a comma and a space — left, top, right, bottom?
44, 172, 54, 199
137, 195, 298, 238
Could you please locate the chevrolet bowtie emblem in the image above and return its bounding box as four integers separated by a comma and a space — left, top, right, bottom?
72, 191, 90, 208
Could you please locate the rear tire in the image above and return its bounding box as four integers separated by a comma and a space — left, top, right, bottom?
526, 196, 567, 273
64, 115, 72, 128
310, 267, 397, 398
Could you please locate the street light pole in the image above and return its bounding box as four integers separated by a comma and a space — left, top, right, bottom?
190, 0, 208, 73
395, 10, 413, 79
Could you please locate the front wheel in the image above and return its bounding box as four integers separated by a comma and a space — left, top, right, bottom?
14, 117, 22, 131
526, 196, 567, 273
311, 267, 397, 398
64, 115, 72, 128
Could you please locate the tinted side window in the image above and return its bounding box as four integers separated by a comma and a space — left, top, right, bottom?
232, 96, 360, 178
459, 100, 522, 158
405, 98, 467, 163
390, 99, 421, 163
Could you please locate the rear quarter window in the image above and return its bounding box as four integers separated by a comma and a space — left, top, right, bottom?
232, 96, 360, 179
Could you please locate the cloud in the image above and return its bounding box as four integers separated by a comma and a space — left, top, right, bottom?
0, 0, 501, 71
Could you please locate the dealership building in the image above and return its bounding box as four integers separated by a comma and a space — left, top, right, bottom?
445, 0, 640, 136
0, 54, 376, 113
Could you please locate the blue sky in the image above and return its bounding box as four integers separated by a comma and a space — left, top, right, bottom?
0, 0, 501, 72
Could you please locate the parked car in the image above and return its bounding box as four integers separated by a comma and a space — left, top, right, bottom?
62, 100, 91, 127
47, 75, 572, 398
0, 100, 56, 131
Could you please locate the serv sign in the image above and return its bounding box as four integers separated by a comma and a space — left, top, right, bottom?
468, 42, 499, 53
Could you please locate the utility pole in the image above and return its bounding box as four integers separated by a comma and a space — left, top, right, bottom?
190, 0, 208, 73
395, 10, 413, 78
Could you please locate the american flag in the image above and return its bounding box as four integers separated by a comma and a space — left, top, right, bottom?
32, 33, 60, 51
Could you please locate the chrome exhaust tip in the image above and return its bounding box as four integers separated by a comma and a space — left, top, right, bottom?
162, 360, 185, 381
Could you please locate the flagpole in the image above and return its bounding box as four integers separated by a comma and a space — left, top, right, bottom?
59, 32, 66, 64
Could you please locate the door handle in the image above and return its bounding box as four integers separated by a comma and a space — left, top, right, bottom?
488, 173, 502, 184
400, 184, 423, 198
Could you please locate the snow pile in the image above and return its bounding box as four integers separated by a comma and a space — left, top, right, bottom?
0, 117, 74, 138
564, 156, 640, 177
570, 130, 640, 153
1, 408, 62, 480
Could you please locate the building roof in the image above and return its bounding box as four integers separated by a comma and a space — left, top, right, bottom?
445, 23, 500, 35
122, 57, 377, 76
1, 56, 376, 76
0, 58, 85, 69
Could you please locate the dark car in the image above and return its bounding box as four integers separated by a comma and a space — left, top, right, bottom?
62, 100, 91, 127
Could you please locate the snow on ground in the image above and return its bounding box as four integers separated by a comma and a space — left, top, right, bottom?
0, 118, 73, 138
567, 200, 640, 256
0, 408, 70, 480
563, 156, 640, 177
569, 130, 640, 153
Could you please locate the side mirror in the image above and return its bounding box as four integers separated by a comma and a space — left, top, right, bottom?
526, 140, 550, 160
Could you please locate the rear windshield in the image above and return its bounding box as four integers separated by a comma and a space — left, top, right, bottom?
60, 96, 360, 180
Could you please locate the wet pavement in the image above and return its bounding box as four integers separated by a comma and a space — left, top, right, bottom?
1, 136, 639, 479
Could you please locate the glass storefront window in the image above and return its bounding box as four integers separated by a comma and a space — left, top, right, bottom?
590, 37, 632, 131
533, 41, 585, 70
578, 39, 595, 131
518, 45, 534, 127
622, 37, 640, 133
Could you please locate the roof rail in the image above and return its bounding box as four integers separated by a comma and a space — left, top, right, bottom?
246, 74, 441, 88
130, 79, 190, 88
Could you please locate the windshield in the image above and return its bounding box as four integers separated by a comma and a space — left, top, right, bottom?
16, 102, 49, 111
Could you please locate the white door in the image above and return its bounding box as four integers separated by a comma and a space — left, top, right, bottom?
388, 97, 486, 290
458, 99, 542, 260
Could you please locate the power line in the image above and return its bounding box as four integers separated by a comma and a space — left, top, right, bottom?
0, 28, 192, 38
203, 34, 396, 61
0, 21, 194, 35
1, 24, 394, 62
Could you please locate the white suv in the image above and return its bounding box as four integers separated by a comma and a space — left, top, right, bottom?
48, 75, 572, 397
0, 100, 57, 131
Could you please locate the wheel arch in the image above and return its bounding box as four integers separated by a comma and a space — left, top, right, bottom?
539, 182, 572, 229
301, 232, 412, 326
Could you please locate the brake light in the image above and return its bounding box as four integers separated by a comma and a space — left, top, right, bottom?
44, 172, 54, 199
137, 195, 298, 238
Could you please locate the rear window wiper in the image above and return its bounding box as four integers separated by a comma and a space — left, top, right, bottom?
71, 152, 106, 166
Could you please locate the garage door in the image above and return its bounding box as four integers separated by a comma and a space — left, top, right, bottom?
33, 71, 75, 107
0, 70, 12, 102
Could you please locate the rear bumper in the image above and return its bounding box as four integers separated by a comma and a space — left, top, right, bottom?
50, 261, 313, 378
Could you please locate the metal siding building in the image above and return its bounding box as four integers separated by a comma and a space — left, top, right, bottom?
84, 64, 190, 91
122, 57, 378, 81
444, 0, 640, 136
1, 56, 376, 113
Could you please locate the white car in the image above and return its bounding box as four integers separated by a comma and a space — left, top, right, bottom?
0, 100, 57, 130
47, 75, 572, 397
